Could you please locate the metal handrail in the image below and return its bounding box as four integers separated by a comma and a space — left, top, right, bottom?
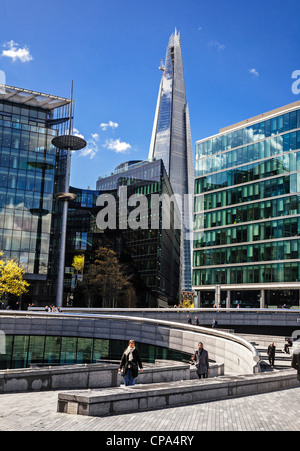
28, 307, 300, 313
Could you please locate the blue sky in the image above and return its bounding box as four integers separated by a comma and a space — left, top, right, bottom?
0, 0, 299, 189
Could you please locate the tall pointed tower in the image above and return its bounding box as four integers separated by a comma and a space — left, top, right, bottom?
149, 29, 194, 292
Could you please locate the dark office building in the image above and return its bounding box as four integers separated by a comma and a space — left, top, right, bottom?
0, 85, 71, 307
66, 159, 181, 307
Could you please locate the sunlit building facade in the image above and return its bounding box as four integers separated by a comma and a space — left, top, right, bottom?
193, 101, 300, 308
0, 85, 71, 306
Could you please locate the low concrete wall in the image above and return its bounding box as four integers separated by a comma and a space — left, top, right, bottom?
138, 361, 223, 384
0, 363, 119, 393
0, 360, 224, 394
0, 312, 259, 375
57, 369, 299, 417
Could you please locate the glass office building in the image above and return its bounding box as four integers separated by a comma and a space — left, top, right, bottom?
0, 85, 71, 307
193, 101, 300, 308
149, 30, 194, 293
65, 159, 181, 308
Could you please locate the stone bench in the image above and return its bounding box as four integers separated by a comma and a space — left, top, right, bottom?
57, 369, 299, 417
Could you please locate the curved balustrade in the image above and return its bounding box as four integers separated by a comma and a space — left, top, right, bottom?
0, 311, 260, 374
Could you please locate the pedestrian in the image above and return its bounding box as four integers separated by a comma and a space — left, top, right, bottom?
212, 317, 217, 328
291, 346, 300, 381
187, 315, 192, 325
195, 316, 200, 326
192, 342, 209, 379
284, 338, 293, 354
118, 339, 143, 386
267, 342, 276, 367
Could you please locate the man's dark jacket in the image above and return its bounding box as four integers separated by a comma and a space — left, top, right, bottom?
193, 348, 209, 376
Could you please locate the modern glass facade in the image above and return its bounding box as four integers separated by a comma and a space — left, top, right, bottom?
65, 159, 181, 308
149, 30, 194, 293
193, 101, 300, 308
0, 86, 71, 307
0, 334, 191, 369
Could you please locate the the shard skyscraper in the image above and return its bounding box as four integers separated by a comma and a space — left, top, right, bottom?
149, 29, 194, 293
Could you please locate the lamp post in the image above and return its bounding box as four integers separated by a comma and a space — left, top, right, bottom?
51, 83, 86, 308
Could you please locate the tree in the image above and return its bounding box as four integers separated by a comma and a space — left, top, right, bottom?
80, 247, 134, 308
0, 252, 29, 305
72, 254, 85, 274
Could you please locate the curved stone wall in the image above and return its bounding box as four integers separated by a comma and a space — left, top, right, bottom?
0, 312, 260, 375
29, 307, 300, 330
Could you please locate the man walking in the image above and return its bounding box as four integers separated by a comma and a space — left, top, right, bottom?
267, 342, 276, 367
192, 342, 209, 379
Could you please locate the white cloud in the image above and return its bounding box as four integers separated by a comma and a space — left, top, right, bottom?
1, 40, 33, 63
73, 128, 85, 140
72, 127, 131, 158
75, 130, 99, 159
249, 68, 259, 78
100, 120, 119, 131
104, 138, 132, 154
208, 40, 225, 52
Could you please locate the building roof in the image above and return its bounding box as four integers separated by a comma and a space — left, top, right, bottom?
0, 85, 71, 110
196, 100, 300, 144
97, 159, 154, 180
220, 100, 300, 134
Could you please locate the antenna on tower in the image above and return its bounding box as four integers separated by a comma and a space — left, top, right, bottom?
68, 80, 74, 135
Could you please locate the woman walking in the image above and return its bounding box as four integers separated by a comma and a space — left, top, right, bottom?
118, 340, 143, 386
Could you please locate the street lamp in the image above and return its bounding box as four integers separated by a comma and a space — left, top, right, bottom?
51, 83, 86, 308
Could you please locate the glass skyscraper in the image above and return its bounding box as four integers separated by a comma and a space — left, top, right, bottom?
149, 29, 194, 293
193, 101, 300, 308
0, 85, 71, 307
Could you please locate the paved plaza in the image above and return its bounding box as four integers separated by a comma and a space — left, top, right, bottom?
0, 385, 299, 431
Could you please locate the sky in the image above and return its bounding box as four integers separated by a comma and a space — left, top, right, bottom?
0, 0, 299, 189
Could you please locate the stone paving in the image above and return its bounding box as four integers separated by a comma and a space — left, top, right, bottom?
0, 385, 300, 431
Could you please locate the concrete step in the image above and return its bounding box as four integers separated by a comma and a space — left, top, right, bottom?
57, 369, 299, 417
258, 351, 292, 361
